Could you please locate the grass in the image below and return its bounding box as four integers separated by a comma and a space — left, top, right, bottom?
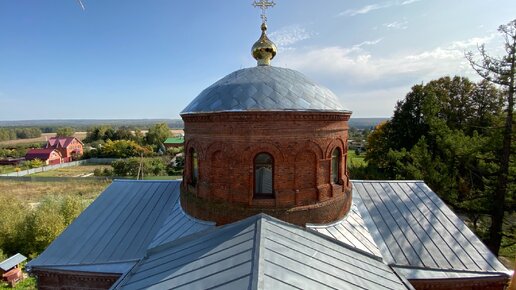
28, 165, 111, 177
0, 179, 111, 203
0, 276, 36, 290
348, 150, 367, 167
0, 165, 17, 174
142, 175, 182, 180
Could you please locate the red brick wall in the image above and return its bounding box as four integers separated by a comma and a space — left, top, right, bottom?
180, 111, 352, 225
408, 276, 509, 290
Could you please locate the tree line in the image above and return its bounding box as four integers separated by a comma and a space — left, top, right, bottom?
0, 128, 41, 141
83, 123, 174, 158
352, 20, 515, 256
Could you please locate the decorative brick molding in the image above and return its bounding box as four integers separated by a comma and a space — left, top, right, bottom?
31, 269, 121, 290
408, 276, 509, 290
180, 184, 352, 226
180, 111, 353, 225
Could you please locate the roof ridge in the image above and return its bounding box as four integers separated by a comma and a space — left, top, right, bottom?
351, 180, 425, 183
250, 216, 264, 290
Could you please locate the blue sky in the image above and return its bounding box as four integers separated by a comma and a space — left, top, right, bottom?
0, 0, 514, 120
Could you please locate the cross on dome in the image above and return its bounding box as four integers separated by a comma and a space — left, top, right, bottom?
252, 0, 275, 23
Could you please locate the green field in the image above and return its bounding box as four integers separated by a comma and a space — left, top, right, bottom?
0, 276, 36, 290
0, 179, 111, 203
28, 165, 111, 177
348, 151, 367, 167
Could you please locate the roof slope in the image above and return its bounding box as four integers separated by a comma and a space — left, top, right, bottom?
307, 202, 382, 257
352, 180, 509, 278
181, 66, 350, 115
163, 137, 184, 144
47, 137, 82, 148
0, 253, 27, 271
28, 180, 213, 272
25, 148, 60, 160
115, 214, 413, 290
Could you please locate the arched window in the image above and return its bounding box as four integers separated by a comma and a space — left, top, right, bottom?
254, 153, 274, 198
190, 148, 198, 185
331, 148, 341, 184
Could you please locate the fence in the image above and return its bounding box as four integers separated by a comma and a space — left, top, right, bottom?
0, 158, 119, 177
0, 176, 112, 182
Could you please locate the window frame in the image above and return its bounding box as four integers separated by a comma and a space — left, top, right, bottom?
331, 147, 341, 184
253, 152, 275, 199
190, 148, 199, 186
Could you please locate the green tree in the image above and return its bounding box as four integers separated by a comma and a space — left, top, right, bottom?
23, 197, 66, 256
0, 197, 28, 256
55, 127, 75, 137
100, 140, 149, 158
145, 123, 171, 148
364, 75, 511, 255
114, 127, 134, 141
111, 157, 167, 177
466, 19, 516, 255
84, 126, 114, 143
60, 195, 86, 225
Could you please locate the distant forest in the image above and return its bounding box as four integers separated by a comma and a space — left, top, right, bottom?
0, 118, 387, 131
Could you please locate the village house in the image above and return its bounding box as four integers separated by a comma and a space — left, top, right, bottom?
0, 253, 26, 287
24, 148, 63, 165
163, 136, 184, 149
45, 137, 83, 162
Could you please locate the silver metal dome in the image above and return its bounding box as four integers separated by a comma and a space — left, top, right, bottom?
181, 66, 350, 115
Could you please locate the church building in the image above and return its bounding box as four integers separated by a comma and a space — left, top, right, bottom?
27, 2, 511, 289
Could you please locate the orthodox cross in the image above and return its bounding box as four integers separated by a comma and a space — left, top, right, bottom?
252, 0, 275, 23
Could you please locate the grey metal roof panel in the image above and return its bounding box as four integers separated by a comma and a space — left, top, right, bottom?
28, 180, 181, 268
307, 202, 382, 258
0, 253, 27, 271
148, 200, 215, 248
260, 218, 413, 290
116, 216, 258, 290
352, 180, 510, 275
181, 66, 350, 114
115, 214, 413, 290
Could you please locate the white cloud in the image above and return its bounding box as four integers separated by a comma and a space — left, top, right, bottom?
340, 0, 422, 16
273, 33, 497, 116
449, 34, 496, 49
383, 20, 408, 30
269, 25, 313, 50
352, 38, 384, 50
400, 0, 422, 5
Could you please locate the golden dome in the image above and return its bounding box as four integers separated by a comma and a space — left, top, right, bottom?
252, 23, 277, 66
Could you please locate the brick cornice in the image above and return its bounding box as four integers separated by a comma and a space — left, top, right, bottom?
182, 111, 351, 122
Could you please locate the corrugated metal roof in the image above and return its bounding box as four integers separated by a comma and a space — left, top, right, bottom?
115, 214, 413, 290
27, 180, 203, 271
0, 253, 26, 271
307, 202, 382, 258
181, 66, 350, 115
352, 180, 510, 277
148, 201, 215, 248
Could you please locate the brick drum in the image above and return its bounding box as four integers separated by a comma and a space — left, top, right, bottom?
180, 111, 353, 226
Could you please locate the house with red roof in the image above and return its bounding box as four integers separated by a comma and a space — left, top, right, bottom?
45, 137, 83, 162
25, 148, 63, 165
